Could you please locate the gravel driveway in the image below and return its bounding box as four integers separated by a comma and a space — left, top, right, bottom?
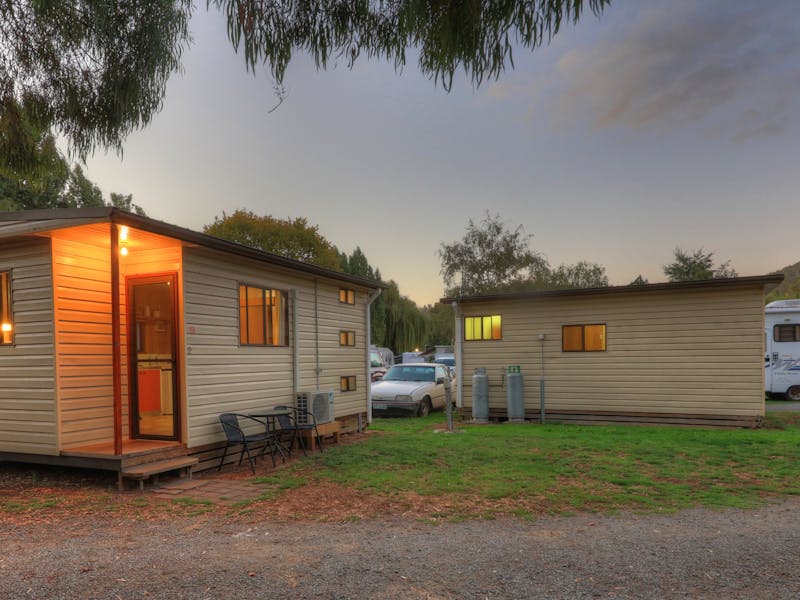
2, 498, 799, 599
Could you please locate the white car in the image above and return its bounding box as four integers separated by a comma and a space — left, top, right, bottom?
371, 363, 455, 417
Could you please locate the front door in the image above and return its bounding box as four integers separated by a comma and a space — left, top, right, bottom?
128, 274, 179, 440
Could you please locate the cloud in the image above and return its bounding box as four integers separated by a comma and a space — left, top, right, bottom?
543, 0, 800, 141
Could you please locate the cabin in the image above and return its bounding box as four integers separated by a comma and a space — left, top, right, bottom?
0, 208, 382, 484
447, 275, 782, 428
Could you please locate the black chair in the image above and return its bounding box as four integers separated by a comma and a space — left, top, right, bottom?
274, 405, 324, 455
218, 413, 274, 474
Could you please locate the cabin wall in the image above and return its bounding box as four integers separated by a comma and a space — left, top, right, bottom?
458, 284, 766, 421
52, 225, 184, 450
0, 237, 57, 455
182, 247, 370, 448
51, 231, 116, 449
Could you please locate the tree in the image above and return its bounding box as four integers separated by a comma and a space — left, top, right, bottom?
1, 1, 191, 160
382, 281, 429, 353
663, 248, 737, 282
1, 98, 145, 213
630, 274, 648, 285
204, 209, 342, 270
109, 193, 147, 217
340, 246, 386, 343
61, 165, 104, 209
440, 213, 609, 296
1, 1, 608, 158
425, 302, 454, 346
546, 261, 608, 289
439, 212, 548, 296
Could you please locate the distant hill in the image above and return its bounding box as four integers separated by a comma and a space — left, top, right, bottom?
766, 260, 800, 303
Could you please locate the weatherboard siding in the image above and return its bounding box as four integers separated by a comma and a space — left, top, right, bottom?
458, 285, 766, 418
182, 247, 370, 448
51, 233, 118, 449
52, 225, 184, 450
0, 237, 57, 455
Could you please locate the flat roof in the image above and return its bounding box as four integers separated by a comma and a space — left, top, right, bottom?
0, 208, 385, 290
442, 274, 784, 304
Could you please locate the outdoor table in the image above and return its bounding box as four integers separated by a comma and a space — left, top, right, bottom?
248, 407, 293, 463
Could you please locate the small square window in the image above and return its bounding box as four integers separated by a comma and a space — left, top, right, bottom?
340, 375, 357, 392
339, 288, 355, 304
339, 330, 355, 346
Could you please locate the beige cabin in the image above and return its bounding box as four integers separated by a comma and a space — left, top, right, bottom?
448, 276, 782, 427
0, 208, 381, 478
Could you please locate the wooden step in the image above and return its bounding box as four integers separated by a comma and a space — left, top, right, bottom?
119, 456, 199, 491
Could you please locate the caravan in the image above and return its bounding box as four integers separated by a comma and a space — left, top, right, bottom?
765, 300, 800, 401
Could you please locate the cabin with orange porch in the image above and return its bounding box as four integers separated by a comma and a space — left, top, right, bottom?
0, 208, 382, 485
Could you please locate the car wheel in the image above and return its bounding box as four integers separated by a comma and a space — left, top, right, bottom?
418, 397, 432, 417
787, 386, 800, 402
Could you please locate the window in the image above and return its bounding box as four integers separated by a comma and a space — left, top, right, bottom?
0, 271, 11, 345
774, 325, 800, 342
340, 375, 357, 392
238, 284, 288, 346
339, 330, 355, 346
464, 315, 502, 341
562, 324, 606, 352
339, 288, 355, 304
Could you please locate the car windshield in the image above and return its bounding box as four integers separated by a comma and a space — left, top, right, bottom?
383, 365, 436, 382
369, 351, 383, 367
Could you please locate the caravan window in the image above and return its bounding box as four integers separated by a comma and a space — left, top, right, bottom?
774, 325, 800, 342
0, 271, 11, 345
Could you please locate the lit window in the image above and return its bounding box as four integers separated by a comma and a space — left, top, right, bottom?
562, 324, 606, 352
340, 375, 357, 392
0, 271, 11, 345
238, 284, 288, 346
464, 315, 502, 341
339, 330, 355, 346
339, 288, 355, 304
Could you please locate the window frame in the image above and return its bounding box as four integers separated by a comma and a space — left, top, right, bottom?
339, 330, 356, 346
464, 315, 502, 341
562, 323, 607, 353
340, 375, 357, 392
339, 288, 356, 305
774, 324, 800, 343
238, 283, 289, 347
0, 270, 11, 346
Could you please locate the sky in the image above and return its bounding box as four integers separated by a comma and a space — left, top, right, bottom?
84, 0, 800, 306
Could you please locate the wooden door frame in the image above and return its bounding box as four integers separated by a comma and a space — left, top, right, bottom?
126, 272, 181, 441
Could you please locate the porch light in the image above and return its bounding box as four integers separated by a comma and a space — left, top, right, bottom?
1, 323, 10, 333
120, 246, 129, 256
119, 226, 129, 241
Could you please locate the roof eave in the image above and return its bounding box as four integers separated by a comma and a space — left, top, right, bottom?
442, 274, 785, 304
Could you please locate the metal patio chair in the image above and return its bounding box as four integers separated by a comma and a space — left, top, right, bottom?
274, 405, 324, 455
217, 413, 274, 474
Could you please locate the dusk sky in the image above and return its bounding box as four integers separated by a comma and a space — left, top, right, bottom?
84, 0, 800, 306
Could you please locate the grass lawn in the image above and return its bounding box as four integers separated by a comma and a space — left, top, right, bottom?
253, 412, 800, 519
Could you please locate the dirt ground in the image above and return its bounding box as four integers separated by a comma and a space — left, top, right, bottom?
2, 497, 800, 599
2, 457, 800, 599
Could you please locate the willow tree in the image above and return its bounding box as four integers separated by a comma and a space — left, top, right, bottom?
380, 281, 429, 353
1, 1, 608, 160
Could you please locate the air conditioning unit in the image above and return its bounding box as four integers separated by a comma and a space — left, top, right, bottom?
296, 390, 335, 424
